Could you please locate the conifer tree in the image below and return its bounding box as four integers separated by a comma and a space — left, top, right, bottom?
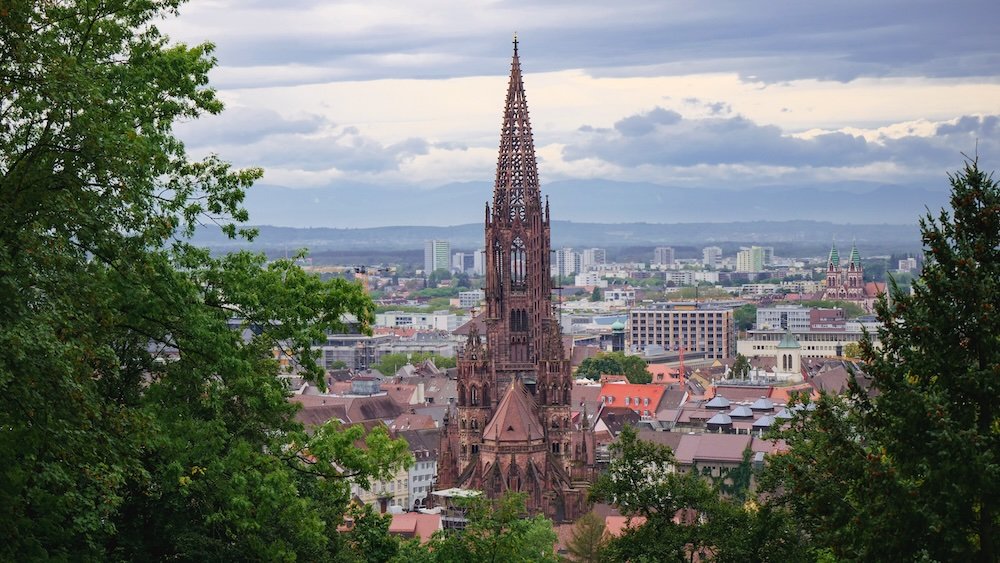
766, 159, 1000, 561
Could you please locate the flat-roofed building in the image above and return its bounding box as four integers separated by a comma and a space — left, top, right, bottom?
629, 302, 736, 359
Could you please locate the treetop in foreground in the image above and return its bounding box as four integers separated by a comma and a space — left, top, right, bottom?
1, 1, 409, 560
764, 158, 1000, 562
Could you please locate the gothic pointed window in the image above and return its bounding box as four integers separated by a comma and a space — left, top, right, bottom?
510, 237, 526, 290
493, 240, 505, 290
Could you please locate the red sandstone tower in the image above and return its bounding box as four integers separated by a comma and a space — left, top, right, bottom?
436, 38, 593, 523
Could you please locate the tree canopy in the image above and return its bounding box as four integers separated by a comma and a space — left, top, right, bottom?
411, 493, 558, 562
373, 352, 456, 375
764, 159, 1000, 561
0, 2, 410, 559
576, 351, 652, 384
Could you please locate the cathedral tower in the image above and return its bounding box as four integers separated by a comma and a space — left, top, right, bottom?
436, 39, 590, 522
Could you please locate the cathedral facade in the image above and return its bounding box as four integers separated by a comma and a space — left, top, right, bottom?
822, 241, 884, 312
435, 40, 595, 523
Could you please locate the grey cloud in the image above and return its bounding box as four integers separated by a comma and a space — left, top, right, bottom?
614, 108, 681, 136
173, 0, 1000, 88
223, 127, 433, 174
563, 107, 1000, 170
936, 115, 999, 137
176, 106, 324, 146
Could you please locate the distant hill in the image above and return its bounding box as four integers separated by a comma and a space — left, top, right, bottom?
193, 220, 923, 262
237, 178, 948, 228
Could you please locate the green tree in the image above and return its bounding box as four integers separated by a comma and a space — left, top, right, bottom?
589, 426, 716, 562
576, 352, 651, 384
337, 503, 402, 563
765, 159, 1000, 561
733, 304, 757, 331
373, 352, 455, 375
731, 353, 751, 380
796, 299, 865, 318
418, 492, 558, 562
590, 286, 602, 302
564, 510, 607, 562
841, 342, 862, 359
0, 2, 410, 560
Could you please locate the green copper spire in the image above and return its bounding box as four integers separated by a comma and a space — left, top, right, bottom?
850, 240, 861, 268
828, 241, 840, 268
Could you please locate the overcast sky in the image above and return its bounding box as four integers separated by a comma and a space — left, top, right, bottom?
165, 0, 1000, 227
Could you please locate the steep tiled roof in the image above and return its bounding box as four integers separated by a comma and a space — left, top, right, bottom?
388, 413, 437, 432
673, 433, 752, 465
389, 512, 441, 543
605, 515, 647, 538
598, 383, 667, 415
596, 406, 641, 436
483, 379, 544, 443
294, 404, 349, 428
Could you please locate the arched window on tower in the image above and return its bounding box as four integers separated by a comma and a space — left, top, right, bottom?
471, 386, 479, 407
493, 240, 505, 292
510, 237, 526, 291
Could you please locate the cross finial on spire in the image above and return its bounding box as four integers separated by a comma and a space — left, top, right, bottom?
513, 31, 518, 53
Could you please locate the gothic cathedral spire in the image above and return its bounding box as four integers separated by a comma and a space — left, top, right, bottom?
438, 40, 591, 522
484, 38, 553, 376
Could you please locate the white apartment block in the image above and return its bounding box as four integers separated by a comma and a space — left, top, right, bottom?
653, 246, 675, 266
604, 288, 636, 303
736, 246, 766, 273
458, 289, 485, 309
756, 305, 813, 331
552, 247, 581, 278
665, 271, 696, 286
694, 271, 720, 284
574, 272, 608, 287
702, 246, 722, 269
473, 249, 486, 276
581, 248, 607, 270
376, 310, 460, 331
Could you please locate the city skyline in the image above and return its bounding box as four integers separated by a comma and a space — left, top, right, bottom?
165, 0, 1000, 227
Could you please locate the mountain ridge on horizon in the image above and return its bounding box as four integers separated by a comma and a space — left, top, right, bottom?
240, 177, 946, 229
192, 219, 923, 256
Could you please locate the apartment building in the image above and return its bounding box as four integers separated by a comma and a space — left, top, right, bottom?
629, 302, 736, 359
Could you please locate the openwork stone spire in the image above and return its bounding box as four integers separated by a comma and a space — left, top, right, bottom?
493, 35, 541, 224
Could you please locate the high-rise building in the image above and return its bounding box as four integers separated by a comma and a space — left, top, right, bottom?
452, 252, 475, 273
473, 249, 487, 276
424, 240, 451, 274
736, 246, 765, 273
580, 248, 606, 270
761, 246, 774, 265
552, 247, 581, 278
702, 246, 722, 269
435, 40, 593, 523
653, 246, 675, 267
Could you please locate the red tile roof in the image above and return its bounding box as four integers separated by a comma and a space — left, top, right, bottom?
647, 363, 683, 384
604, 515, 647, 538
598, 383, 667, 417
388, 413, 437, 432
483, 379, 545, 443
388, 512, 441, 543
